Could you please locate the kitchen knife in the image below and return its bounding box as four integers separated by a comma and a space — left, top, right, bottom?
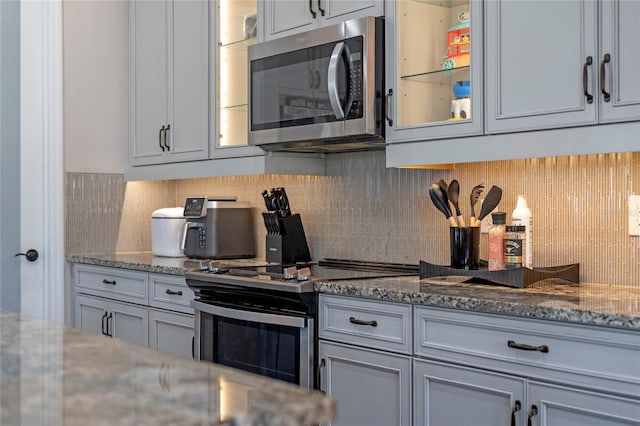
274, 187, 291, 217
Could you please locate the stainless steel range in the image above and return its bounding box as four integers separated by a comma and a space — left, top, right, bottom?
186, 259, 418, 389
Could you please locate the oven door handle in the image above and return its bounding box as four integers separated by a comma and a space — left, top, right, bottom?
192, 300, 308, 328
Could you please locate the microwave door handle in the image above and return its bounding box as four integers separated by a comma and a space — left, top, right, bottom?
328, 42, 347, 119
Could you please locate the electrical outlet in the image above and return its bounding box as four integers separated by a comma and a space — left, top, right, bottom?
629, 195, 640, 236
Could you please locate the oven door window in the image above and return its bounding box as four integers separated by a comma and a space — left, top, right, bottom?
200, 312, 301, 384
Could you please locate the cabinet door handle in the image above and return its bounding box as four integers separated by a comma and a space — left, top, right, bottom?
385, 89, 393, 126
165, 289, 183, 296
349, 316, 378, 327
527, 404, 538, 426
101, 312, 108, 335
583, 56, 593, 104
507, 340, 549, 353
163, 124, 171, 151
159, 125, 166, 152
106, 312, 113, 337
317, 0, 325, 16
102, 279, 116, 285
511, 400, 521, 426
317, 358, 326, 392
308, 0, 317, 18
600, 53, 611, 102
192, 336, 195, 359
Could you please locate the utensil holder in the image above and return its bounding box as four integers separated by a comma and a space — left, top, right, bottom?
450, 227, 480, 270
419, 261, 580, 288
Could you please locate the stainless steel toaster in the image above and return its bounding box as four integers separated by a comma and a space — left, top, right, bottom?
180, 197, 255, 259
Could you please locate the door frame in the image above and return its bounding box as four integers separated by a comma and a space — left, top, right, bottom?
20, 0, 65, 323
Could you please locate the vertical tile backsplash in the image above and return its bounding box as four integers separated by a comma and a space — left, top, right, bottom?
66, 151, 639, 285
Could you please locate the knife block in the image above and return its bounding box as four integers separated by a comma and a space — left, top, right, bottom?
266, 214, 311, 264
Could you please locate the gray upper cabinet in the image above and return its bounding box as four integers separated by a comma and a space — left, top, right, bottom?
485, 0, 640, 133
129, 0, 209, 166
385, 0, 483, 143
599, 0, 640, 123
262, 0, 384, 41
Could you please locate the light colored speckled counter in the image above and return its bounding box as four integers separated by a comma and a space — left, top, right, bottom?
315, 276, 640, 330
67, 253, 640, 330
67, 252, 197, 276
0, 309, 334, 426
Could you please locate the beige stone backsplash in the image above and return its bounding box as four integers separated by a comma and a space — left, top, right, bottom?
65, 151, 640, 286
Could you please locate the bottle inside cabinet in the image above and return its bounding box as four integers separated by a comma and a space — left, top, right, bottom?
217, 0, 257, 148
397, 0, 471, 127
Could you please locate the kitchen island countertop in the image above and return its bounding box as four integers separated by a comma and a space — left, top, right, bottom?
67, 253, 640, 331
0, 309, 334, 426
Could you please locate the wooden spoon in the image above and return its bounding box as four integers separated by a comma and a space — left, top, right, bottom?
447, 179, 465, 227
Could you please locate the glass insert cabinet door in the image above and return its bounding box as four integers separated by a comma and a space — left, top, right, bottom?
213, 0, 262, 153
385, 0, 483, 143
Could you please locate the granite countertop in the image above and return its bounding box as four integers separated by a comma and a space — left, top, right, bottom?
0, 309, 334, 426
67, 253, 640, 331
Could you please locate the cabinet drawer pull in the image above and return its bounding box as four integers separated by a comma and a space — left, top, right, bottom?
163, 124, 171, 150
102, 279, 116, 285
101, 312, 108, 335
385, 89, 393, 126
507, 340, 548, 353
349, 316, 378, 327
165, 289, 183, 296
583, 56, 593, 104
317, 358, 326, 393
158, 125, 166, 152
308, 0, 317, 18
527, 404, 538, 426
600, 53, 611, 102
511, 400, 521, 426
317, 0, 325, 16
106, 312, 113, 337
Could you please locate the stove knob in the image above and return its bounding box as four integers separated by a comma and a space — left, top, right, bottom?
208, 261, 222, 273
297, 267, 311, 282
195, 261, 208, 271
283, 266, 297, 280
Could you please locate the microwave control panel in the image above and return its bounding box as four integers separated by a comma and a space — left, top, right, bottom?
346, 36, 364, 120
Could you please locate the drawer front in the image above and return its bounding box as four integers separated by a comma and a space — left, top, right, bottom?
414, 306, 640, 397
74, 264, 148, 304
148, 273, 195, 314
319, 294, 412, 354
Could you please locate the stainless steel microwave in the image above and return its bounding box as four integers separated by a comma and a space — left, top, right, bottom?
248, 16, 384, 152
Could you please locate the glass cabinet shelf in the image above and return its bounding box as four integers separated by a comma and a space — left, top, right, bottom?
222, 103, 247, 111
413, 0, 467, 7
401, 66, 470, 84
220, 36, 257, 50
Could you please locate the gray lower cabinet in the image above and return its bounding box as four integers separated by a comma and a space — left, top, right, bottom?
74, 294, 148, 347
413, 305, 640, 426
527, 381, 640, 426
413, 358, 525, 426
148, 309, 194, 359
71, 263, 195, 359
318, 294, 412, 426
318, 341, 411, 426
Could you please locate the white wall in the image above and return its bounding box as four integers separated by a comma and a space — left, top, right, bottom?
63, 0, 126, 173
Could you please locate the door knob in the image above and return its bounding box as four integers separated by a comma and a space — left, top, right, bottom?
15, 249, 39, 262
